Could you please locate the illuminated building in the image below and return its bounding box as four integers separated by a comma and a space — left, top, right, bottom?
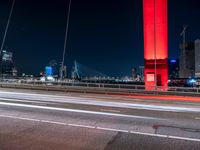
168, 59, 179, 79
143, 0, 168, 90
45, 66, 53, 77
0, 50, 16, 77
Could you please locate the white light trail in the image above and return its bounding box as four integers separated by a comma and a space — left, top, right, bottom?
0, 102, 162, 120
0, 91, 199, 113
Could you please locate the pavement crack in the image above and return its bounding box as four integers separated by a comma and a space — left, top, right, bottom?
104, 132, 122, 150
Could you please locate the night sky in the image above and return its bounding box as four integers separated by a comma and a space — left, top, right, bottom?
0, 0, 200, 77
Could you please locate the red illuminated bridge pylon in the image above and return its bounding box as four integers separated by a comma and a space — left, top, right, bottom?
143, 0, 168, 90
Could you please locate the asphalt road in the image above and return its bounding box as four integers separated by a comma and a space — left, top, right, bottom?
0, 88, 200, 150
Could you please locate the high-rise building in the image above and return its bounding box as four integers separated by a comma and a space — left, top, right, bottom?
195, 39, 200, 77
59, 65, 67, 78
131, 68, 137, 79
45, 66, 53, 76
2, 50, 13, 62
179, 43, 195, 78
139, 66, 144, 81
168, 59, 179, 78
0, 50, 15, 77
49, 60, 58, 76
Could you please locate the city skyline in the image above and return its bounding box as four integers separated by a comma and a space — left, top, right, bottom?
1, 1, 200, 149
0, 0, 200, 76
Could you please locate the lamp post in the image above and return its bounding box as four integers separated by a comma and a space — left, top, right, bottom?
0, 0, 16, 57
154, 0, 157, 90
60, 0, 72, 80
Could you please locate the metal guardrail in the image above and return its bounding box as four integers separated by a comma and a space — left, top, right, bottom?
0, 80, 200, 96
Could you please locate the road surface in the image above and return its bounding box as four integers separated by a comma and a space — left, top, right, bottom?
0, 88, 200, 150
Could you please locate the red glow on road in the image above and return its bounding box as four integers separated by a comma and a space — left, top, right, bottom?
112, 93, 200, 102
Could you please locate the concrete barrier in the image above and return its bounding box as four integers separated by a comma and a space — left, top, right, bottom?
0, 82, 200, 97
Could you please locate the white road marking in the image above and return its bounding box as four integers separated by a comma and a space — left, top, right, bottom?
41, 120, 51, 123
0, 114, 40, 122
129, 131, 200, 142
0, 102, 162, 120
68, 123, 95, 129
100, 109, 120, 113
130, 131, 168, 138
194, 117, 200, 120
49, 121, 67, 125
96, 127, 129, 133
0, 114, 200, 142
167, 135, 200, 142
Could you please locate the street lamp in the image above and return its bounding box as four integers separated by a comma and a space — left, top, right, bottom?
60, 0, 72, 80
0, 0, 16, 57
154, 0, 157, 90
